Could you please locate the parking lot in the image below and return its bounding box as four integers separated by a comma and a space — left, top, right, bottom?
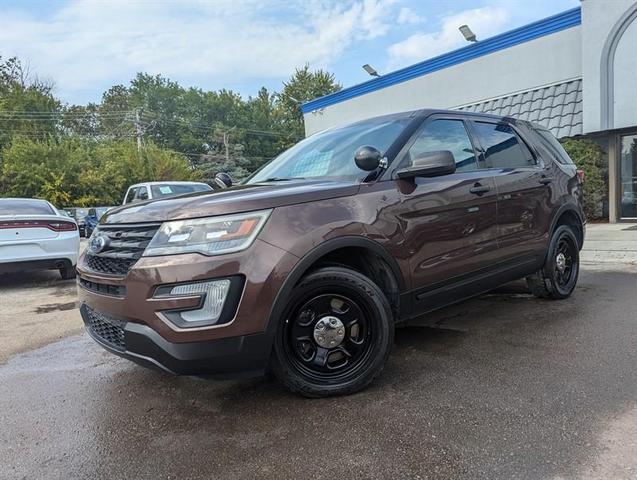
1, 233, 637, 479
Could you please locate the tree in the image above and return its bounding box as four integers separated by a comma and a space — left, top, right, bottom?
0, 56, 60, 152
276, 64, 342, 141
0, 54, 344, 206
1, 136, 198, 207
561, 138, 608, 219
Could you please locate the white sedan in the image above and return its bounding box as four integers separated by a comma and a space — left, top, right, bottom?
0, 198, 80, 279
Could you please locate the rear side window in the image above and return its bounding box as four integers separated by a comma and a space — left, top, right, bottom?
0, 199, 54, 215
473, 122, 535, 169
406, 119, 478, 172
535, 128, 574, 165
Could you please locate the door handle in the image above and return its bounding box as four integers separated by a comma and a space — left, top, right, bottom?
539, 176, 552, 185
470, 183, 491, 195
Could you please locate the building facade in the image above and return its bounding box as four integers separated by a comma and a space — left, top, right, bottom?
301, 0, 637, 222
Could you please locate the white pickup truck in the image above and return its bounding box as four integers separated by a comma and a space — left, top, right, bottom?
122, 181, 212, 205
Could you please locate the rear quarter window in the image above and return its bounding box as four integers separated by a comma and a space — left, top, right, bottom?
473, 122, 536, 169
535, 128, 574, 165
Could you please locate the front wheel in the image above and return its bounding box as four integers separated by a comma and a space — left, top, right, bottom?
526, 225, 580, 299
271, 267, 394, 398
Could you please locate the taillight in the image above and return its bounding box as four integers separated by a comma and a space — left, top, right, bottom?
47, 221, 78, 232
0, 220, 78, 231
576, 169, 585, 184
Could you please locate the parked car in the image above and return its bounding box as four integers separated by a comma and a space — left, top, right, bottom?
122, 181, 212, 205
65, 208, 89, 236
84, 207, 115, 237
1, 198, 79, 279
77, 109, 585, 397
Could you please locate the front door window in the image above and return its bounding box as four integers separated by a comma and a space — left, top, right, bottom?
620, 134, 637, 218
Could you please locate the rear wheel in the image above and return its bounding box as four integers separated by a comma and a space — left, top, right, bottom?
526, 225, 579, 299
271, 267, 394, 398
60, 266, 76, 280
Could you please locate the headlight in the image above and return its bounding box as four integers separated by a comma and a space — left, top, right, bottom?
143, 209, 272, 257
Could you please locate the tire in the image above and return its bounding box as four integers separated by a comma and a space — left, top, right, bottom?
526, 225, 580, 299
60, 266, 77, 280
271, 267, 394, 398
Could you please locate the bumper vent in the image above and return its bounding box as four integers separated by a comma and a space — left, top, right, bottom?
83, 306, 126, 352
84, 224, 159, 276
79, 277, 126, 297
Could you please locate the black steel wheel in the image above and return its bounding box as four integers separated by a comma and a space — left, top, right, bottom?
271, 267, 394, 397
527, 225, 580, 299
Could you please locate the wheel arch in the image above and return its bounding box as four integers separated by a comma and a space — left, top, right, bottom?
264, 236, 406, 338
549, 204, 585, 250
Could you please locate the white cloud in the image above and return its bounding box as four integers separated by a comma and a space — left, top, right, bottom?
396, 6, 425, 25
0, 0, 398, 103
386, 6, 510, 70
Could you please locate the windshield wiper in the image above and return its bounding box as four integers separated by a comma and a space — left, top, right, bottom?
261, 177, 305, 182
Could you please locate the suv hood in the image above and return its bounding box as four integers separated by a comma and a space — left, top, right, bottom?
103, 180, 360, 224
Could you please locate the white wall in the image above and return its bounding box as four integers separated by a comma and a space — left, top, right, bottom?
582, 0, 637, 133
304, 27, 582, 135
612, 8, 637, 131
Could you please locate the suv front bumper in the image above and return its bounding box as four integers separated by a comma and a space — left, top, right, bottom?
80, 303, 273, 378
77, 238, 299, 377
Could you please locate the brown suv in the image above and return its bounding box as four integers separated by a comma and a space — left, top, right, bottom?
77, 109, 585, 397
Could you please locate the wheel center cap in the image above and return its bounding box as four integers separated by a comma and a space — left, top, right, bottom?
313, 316, 345, 349
556, 252, 567, 272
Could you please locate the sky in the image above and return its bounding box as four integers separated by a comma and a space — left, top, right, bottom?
0, 0, 580, 105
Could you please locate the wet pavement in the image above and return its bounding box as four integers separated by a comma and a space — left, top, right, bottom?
1, 266, 637, 479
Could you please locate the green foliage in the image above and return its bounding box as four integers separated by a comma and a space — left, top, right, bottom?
1, 137, 197, 207
0, 56, 343, 206
561, 138, 608, 219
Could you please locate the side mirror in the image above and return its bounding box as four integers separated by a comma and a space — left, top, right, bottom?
396, 150, 456, 179
215, 172, 233, 188
354, 146, 382, 171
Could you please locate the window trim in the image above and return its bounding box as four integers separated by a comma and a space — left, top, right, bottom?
390, 114, 481, 178
533, 127, 572, 165
468, 120, 542, 171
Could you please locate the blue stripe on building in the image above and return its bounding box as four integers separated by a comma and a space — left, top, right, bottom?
301, 7, 582, 114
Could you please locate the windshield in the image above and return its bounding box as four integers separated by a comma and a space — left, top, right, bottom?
150, 183, 211, 198
246, 116, 410, 184
0, 199, 54, 215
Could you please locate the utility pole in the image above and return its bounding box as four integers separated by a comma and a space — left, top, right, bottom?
135, 108, 143, 151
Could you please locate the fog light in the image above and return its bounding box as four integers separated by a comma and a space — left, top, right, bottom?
169, 280, 231, 325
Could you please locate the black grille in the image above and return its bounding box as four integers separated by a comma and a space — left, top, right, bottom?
79, 277, 126, 297
84, 224, 159, 276
84, 306, 126, 351
86, 255, 136, 276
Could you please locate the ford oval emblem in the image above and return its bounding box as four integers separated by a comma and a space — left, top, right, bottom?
89, 234, 107, 254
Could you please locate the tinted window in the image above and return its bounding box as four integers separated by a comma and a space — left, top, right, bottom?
407, 119, 478, 172
247, 116, 410, 183
150, 184, 211, 198
125, 187, 138, 204
0, 199, 54, 215
535, 128, 574, 164
474, 122, 535, 168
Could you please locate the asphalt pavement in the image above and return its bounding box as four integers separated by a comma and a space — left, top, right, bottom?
1, 263, 636, 479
